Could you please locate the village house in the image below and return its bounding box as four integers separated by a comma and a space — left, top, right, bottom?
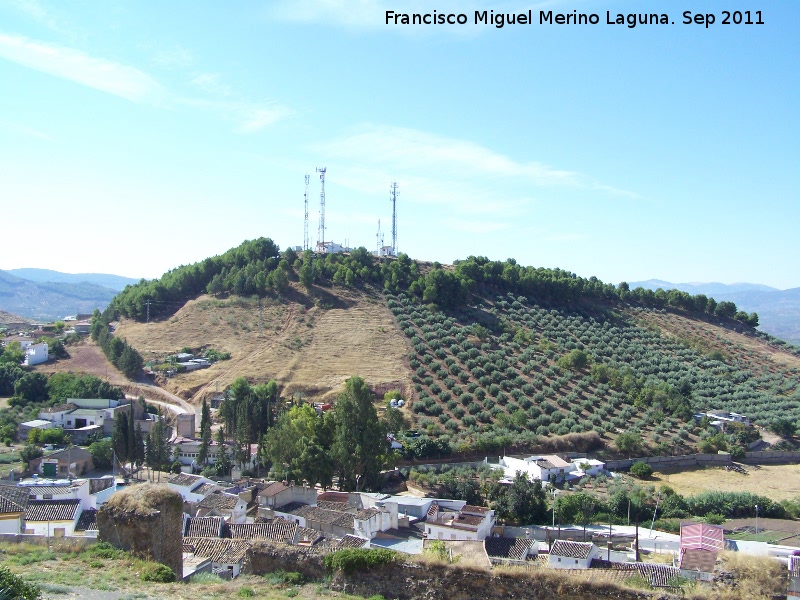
183, 537, 250, 579
0, 485, 29, 534
28, 447, 94, 478
24, 342, 49, 366
257, 480, 317, 519
548, 540, 598, 569
484, 537, 537, 565
23, 499, 82, 536
424, 504, 495, 541
194, 491, 248, 524
496, 454, 574, 482
167, 473, 222, 508
17, 419, 53, 440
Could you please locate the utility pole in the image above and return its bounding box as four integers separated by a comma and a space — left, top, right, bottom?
304, 174, 310, 251
389, 181, 398, 256
317, 167, 326, 252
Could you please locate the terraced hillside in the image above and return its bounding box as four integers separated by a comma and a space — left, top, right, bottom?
390, 291, 800, 454
100, 238, 800, 455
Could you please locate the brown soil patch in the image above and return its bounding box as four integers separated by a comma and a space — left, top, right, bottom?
114, 287, 411, 405
653, 464, 800, 502
31, 338, 128, 385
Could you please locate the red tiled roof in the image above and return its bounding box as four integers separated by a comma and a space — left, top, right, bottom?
336, 535, 368, 549
24, 499, 80, 521
550, 540, 595, 559
183, 537, 249, 564
258, 482, 289, 498
228, 520, 297, 543
184, 516, 224, 538
0, 486, 29, 514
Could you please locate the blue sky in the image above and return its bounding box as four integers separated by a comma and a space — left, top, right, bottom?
1, 0, 798, 289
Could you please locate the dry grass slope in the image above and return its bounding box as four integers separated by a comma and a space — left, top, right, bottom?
114, 286, 411, 404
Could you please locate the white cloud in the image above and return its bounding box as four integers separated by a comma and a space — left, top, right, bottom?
0, 33, 165, 104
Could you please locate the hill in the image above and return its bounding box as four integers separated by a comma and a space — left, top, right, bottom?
0, 308, 30, 324
100, 238, 800, 457
6, 268, 140, 291
0, 269, 118, 321
631, 279, 800, 345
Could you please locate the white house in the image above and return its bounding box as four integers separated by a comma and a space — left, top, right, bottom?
0, 486, 29, 534
167, 473, 221, 504
570, 459, 605, 477
183, 537, 250, 579
23, 499, 82, 536
548, 540, 598, 569
497, 454, 574, 482
195, 491, 248, 524
24, 343, 49, 366
424, 504, 495, 541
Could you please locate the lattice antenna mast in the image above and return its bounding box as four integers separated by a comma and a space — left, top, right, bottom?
390, 181, 398, 256
316, 167, 327, 251
303, 174, 310, 251
376, 220, 382, 256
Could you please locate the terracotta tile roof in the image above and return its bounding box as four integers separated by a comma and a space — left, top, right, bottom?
228, 520, 297, 543
168, 473, 205, 488
193, 483, 219, 495
679, 548, 717, 573
336, 535, 368, 549
591, 560, 681, 588
317, 501, 349, 512
183, 536, 249, 564
355, 508, 381, 520
297, 526, 323, 545
287, 504, 317, 518
550, 540, 595, 559
0, 486, 29, 514
462, 505, 491, 515
24, 499, 80, 521
197, 491, 240, 511
24, 485, 77, 497
332, 512, 355, 529
184, 516, 224, 538
258, 482, 289, 498
75, 509, 97, 531
427, 503, 439, 518
41, 447, 93, 462
485, 537, 532, 560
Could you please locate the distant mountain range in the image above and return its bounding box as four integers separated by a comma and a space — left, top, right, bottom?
5, 268, 139, 291
630, 280, 800, 345
0, 269, 140, 323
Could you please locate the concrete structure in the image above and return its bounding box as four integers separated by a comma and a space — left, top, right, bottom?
548, 540, 598, 569
24, 342, 49, 365
496, 454, 574, 482
424, 504, 495, 541
29, 447, 94, 478
18, 419, 53, 440
789, 554, 800, 600
23, 499, 81, 536
175, 413, 196, 438
0, 486, 29, 534
257, 481, 317, 519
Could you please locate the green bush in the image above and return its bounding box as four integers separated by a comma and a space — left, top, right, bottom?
629, 461, 653, 479
282, 572, 305, 585
0, 566, 40, 600
140, 563, 176, 583
323, 549, 396, 574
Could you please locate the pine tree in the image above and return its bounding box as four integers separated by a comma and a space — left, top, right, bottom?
112, 412, 130, 466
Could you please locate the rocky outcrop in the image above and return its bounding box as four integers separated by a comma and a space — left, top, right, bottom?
97, 484, 183, 579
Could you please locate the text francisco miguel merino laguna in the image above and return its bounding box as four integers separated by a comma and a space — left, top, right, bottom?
387, 9, 736, 29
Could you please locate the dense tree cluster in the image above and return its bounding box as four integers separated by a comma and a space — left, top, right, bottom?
260, 376, 394, 491
90, 310, 143, 379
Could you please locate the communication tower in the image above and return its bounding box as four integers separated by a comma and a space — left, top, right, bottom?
317, 167, 327, 252
390, 181, 398, 256
303, 174, 310, 251
376, 220, 384, 256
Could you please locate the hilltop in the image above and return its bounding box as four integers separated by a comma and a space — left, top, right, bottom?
96, 238, 800, 457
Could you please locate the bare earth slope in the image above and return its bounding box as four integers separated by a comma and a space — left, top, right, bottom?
113, 285, 411, 403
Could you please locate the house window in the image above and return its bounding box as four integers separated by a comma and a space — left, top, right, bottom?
574, 559, 578, 564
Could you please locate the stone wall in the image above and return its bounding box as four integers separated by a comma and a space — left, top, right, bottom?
97, 483, 183, 579
244, 540, 327, 580
606, 450, 800, 472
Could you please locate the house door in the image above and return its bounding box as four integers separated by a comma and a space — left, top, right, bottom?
43, 463, 57, 477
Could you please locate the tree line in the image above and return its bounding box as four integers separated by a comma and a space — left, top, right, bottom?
90, 310, 143, 379
106, 237, 759, 331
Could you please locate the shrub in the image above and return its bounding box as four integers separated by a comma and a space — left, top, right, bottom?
0, 566, 40, 599
140, 563, 176, 583
629, 461, 653, 479
324, 549, 396, 574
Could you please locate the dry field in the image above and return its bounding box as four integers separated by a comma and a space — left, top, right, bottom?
32, 338, 129, 385
652, 464, 800, 502
113, 286, 412, 405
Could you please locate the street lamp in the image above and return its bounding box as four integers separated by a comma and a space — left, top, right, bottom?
755, 504, 759, 542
